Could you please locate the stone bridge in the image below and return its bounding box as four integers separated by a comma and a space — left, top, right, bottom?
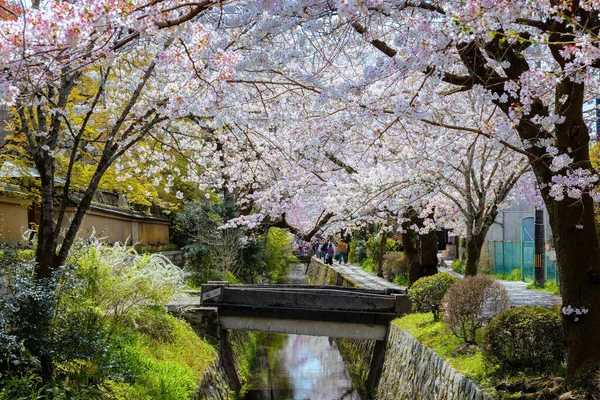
180, 281, 411, 392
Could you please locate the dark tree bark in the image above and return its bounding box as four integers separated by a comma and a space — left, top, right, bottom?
464, 232, 486, 276
402, 222, 420, 285
402, 212, 438, 285
420, 230, 439, 277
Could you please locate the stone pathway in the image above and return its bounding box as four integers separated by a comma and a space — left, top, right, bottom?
319, 258, 406, 291
320, 257, 561, 307
438, 262, 562, 307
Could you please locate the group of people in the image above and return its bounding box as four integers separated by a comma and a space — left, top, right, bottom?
312, 238, 349, 266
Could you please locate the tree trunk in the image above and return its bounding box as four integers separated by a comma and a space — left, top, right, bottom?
419, 230, 438, 277
402, 223, 421, 285
464, 233, 485, 276
546, 194, 600, 384
376, 232, 388, 278
35, 168, 59, 279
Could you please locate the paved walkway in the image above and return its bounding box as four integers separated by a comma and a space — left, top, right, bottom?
438, 262, 562, 307
321, 257, 561, 307
323, 259, 405, 291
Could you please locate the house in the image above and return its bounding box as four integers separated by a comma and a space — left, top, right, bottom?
0, 162, 171, 246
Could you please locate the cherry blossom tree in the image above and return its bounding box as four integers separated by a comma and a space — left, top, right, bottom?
247, 0, 600, 384
204, 0, 600, 383
1, 0, 235, 279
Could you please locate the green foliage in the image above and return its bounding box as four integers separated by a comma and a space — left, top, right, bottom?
408, 273, 458, 320
491, 268, 522, 281
228, 331, 259, 396
360, 258, 376, 273
348, 238, 357, 263
0, 242, 215, 400
102, 309, 217, 400
451, 259, 465, 274
133, 243, 178, 254
265, 227, 294, 281
365, 235, 381, 259
15, 248, 35, 261
393, 314, 489, 384
483, 306, 565, 373
394, 274, 410, 286
71, 243, 184, 327
526, 280, 561, 295
383, 251, 408, 281
171, 197, 268, 285
365, 235, 397, 260
351, 239, 366, 263
508, 268, 522, 281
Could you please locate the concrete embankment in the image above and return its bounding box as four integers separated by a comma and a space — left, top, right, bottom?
308, 257, 492, 400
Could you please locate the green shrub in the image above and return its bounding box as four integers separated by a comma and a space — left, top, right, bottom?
483, 306, 564, 373
451, 259, 465, 274
382, 251, 408, 281
442, 275, 510, 344
492, 268, 521, 281
15, 248, 35, 261
508, 268, 521, 281
360, 258, 376, 273
353, 239, 366, 263
365, 235, 381, 260
408, 273, 458, 320
364, 235, 396, 258
394, 274, 409, 286
72, 243, 184, 326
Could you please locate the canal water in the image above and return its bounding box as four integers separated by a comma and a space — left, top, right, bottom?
243, 264, 363, 400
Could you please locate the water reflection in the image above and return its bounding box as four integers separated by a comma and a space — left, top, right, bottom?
243, 264, 362, 400
244, 333, 361, 400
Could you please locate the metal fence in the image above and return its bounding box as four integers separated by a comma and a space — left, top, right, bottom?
488, 240, 521, 276
487, 237, 559, 284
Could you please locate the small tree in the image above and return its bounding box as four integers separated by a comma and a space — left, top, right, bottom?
382, 251, 408, 281
442, 275, 510, 344
408, 273, 458, 321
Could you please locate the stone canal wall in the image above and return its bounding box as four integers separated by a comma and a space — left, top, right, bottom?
306, 257, 359, 287
197, 357, 233, 400
376, 325, 491, 400
309, 257, 491, 400
193, 330, 258, 399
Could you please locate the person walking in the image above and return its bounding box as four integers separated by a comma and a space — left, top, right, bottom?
337, 239, 349, 264
325, 241, 335, 265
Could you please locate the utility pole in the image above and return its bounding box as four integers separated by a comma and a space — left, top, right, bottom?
596, 98, 600, 142
534, 207, 545, 285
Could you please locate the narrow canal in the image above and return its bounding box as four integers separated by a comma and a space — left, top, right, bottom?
243, 264, 363, 400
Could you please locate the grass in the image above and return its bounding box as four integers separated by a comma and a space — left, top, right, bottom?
103, 308, 218, 400
393, 313, 492, 387
526, 280, 561, 295
392, 313, 567, 397
490, 268, 522, 282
